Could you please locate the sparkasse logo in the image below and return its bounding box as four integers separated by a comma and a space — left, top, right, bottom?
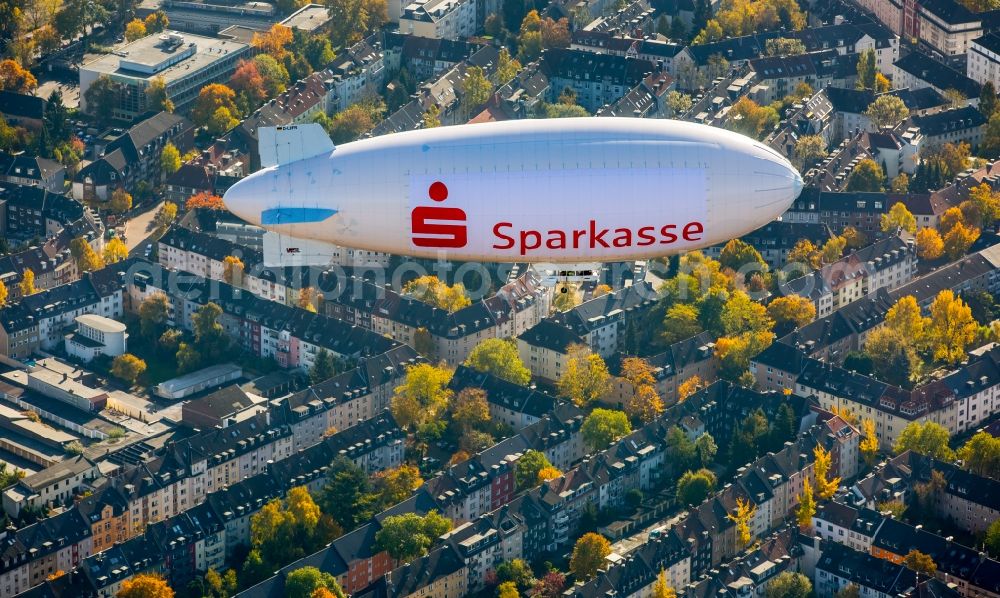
411, 181, 468, 249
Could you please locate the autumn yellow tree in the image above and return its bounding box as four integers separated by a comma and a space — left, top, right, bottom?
620, 357, 664, 422
70, 236, 104, 273
0, 280, 7, 306
860, 418, 879, 467
186, 191, 227, 211
927, 290, 977, 364
727, 496, 757, 546
116, 573, 174, 598
796, 480, 816, 530
813, 444, 840, 500
402, 275, 471, 312
111, 354, 147, 385
192, 84, 240, 130
103, 237, 129, 264
652, 570, 677, 598
391, 363, 453, 429
678, 375, 703, 402
109, 188, 133, 214
557, 346, 611, 407
569, 533, 612, 581
767, 295, 816, 329
884, 295, 928, 348
916, 227, 944, 260
252, 23, 293, 60
19, 268, 36, 296
881, 202, 917, 233
125, 18, 146, 41
943, 221, 980, 259
223, 255, 244, 286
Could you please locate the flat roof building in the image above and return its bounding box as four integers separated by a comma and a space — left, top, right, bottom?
65, 314, 128, 362
155, 363, 243, 400
79, 31, 250, 121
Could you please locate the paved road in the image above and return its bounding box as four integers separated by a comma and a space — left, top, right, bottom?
125, 201, 164, 252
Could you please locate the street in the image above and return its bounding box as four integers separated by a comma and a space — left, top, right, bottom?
125, 200, 164, 256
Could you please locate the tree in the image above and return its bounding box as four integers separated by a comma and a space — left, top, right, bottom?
464, 338, 531, 385
155, 202, 178, 231
392, 363, 453, 429
986, 519, 1000, 558
694, 432, 717, 467
678, 375, 702, 402
621, 357, 664, 422
856, 49, 877, 91
767, 295, 816, 329
821, 235, 847, 264
865, 95, 909, 129
461, 66, 491, 118
943, 221, 980, 260
813, 444, 840, 500
845, 159, 884, 192
557, 349, 611, 407
541, 16, 571, 48
0, 59, 37, 93
569, 533, 611, 581
860, 418, 879, 467
927, 290, 977, 364
310, 348, 337, 383
231, 59, 268, 111
721, 290, 773, 337
765, 37, 806, 56
677, 468, 716, 505
957, 431, 1000, 478
70, 236, 104, 272
192, 84, 239, 129
320, 456, 376, 531
496, 558, 534, 590
402, 276, 471, 312
145, 11, 169, 33
764, 572, 812, 598
728, 97, 779, 140
944, 88, 967, 109
208, 107, 238, 135
665, 91, 693, 118
498, 582, 520, 598
875, 72, 891, 93
788, 239, 821, 269
982, 81, 999, 119
0, 280, 6, 306
125, 18, 146, 41
103, 238, 129, 265
662, 303, 702, 344
916, 227, 944, 259
222, 255, 244, 286
894, 421, 955, 460
531, 571, 567, 598
794, 134, 826, 168
651, 569, 676, 598
109, 188, 133, 214
796, 480, 816, 529
967, 183, 1000, 228
161, 142, 181, 177
727, 496, 757, 547
254, 54, 291, 97
186, 191, 226, 211
326, 0, 387, 46
891, 173, 910, 193
451, 387, 490, 433
666, 425, 697, 472
719, 238, 767, 275
374, 511, 452, 561
493, 47, 522, 85
139, 293, 170, 340
422, 104, 440, 129
581, 409, 632, 452
903, 550, 937, 576
885, 295, 927, 347
692, 19, 724, 44
252, 23, 294, 60
516, 450, 555, 489
116, 574, 174, 598
284, 566, 345, 598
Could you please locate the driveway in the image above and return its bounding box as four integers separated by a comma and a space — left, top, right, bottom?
124, 200, 164, 252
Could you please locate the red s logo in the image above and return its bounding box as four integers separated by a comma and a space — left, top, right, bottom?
412, 181, 467, 248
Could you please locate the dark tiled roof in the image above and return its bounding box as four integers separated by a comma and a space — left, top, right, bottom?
894, 52, 981, 98
0, 91, 44, 119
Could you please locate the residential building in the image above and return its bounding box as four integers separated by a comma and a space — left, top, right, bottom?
0, 153, 65, 193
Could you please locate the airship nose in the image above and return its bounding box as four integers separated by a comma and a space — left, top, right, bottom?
223, 170, 266, 227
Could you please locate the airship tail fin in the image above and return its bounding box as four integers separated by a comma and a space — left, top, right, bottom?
258, 124, 335, 169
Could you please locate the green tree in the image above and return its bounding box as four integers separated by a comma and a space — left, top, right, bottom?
765, 37, 806, 56
667, 425, 697, 471
677, 468, 717, 505
495, 559, 534, 590
495, 47, 522, 84
464, 338, 531, 385
794, 134, 827, 169
662, 303, 702, 344
957, 430, 1000, 478
569, 533, 611, 581
325, 0, 387, 46
986, 519, 1000, 558
694, 432, 717, 467
147, 76, 174, 113
856, 48, 877, 90
721, 290, 773, 337
84, 75, 118, 127
719, 238, 767, 275
516, 450, 555, 490
865, 95, 909, 129
845, 159, 884, 192
319, 456, 377, 531
666, 91, 693, 117
310, 348, 338, 383
284, 567, 345, 598
461, 66, 492, 118
981, 80, 999, 119
894, 421, 955, 460
581, 408, 632, 452
139, 293, 170, 339
764, 571, 812, 598
373, 511, 452, 561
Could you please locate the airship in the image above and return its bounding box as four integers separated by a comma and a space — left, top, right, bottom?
223, 118, 803, 265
